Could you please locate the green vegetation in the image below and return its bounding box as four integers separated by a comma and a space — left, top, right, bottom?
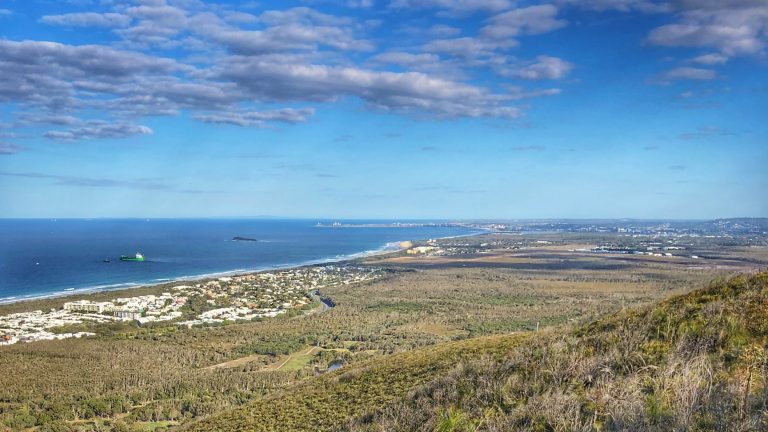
186, 335, 523, 431
185, 272, 768, 432
0, 234, 763, 431
276, 347, 319, 372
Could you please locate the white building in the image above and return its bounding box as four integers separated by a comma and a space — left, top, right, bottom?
63, 300, 113, 313
114, 309, 142, 320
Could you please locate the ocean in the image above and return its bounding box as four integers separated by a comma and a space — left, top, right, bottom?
0, 219, 478, 303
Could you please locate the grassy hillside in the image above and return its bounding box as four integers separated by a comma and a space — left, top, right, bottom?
183, 334, 524, 431
186, 271, 768, 431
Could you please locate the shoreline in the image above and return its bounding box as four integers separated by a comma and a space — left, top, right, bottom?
0, 231, 486, 309
0, 242, 403, 307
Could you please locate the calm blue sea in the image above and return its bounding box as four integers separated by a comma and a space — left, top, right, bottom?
0, 219, 478, 303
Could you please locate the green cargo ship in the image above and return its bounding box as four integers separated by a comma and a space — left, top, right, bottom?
120, 252, 145, 262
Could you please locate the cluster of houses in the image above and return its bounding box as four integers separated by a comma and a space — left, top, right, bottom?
63, 292, 186, 324
174, 265, 383, 327
0, 265, 384, 345
406, 239, 488, 256
0, 292, 188, 345
0, 309, 102, 345
177, 306, 286, 328
578, 242, 702, 259
406, 246, 438, 255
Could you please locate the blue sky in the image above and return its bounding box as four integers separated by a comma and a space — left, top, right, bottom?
0, 0, 766, 219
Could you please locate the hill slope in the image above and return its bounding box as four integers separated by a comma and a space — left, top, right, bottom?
185, 272, 768, 432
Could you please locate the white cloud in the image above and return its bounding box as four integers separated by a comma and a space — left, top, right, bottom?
659, 66, 718, 81
647, 3, 768, 56
690, 53, 728, 65
504, 86, 562, 99
41, 12, 132, 28
217, 58, 523, 119
15, 114, 81, 126
347, 0, 375, 8
558, 0, 669, 13
372, 51, 442, 68
186, 7, 372, 55
2, 1, 575, 140
0, 40, 180, 80
258, 7, 353, 27
208, 25, 372, 55
44, 122, 153, 141
0, 39, 183, 113
193, 108, 315, 127
424, 36, 518, 58
390, 0, 513, 12
427, 24, 462, 37
0, 142, 22, 155
504, 56, 574, 80
482, 5, 567, 39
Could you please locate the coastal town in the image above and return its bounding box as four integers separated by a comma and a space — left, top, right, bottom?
0, 265, 383, 346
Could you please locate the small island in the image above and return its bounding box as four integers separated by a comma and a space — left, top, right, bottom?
232, 236, 259, 242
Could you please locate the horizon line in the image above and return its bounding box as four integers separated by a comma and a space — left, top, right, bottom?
1, 216, 766, 221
